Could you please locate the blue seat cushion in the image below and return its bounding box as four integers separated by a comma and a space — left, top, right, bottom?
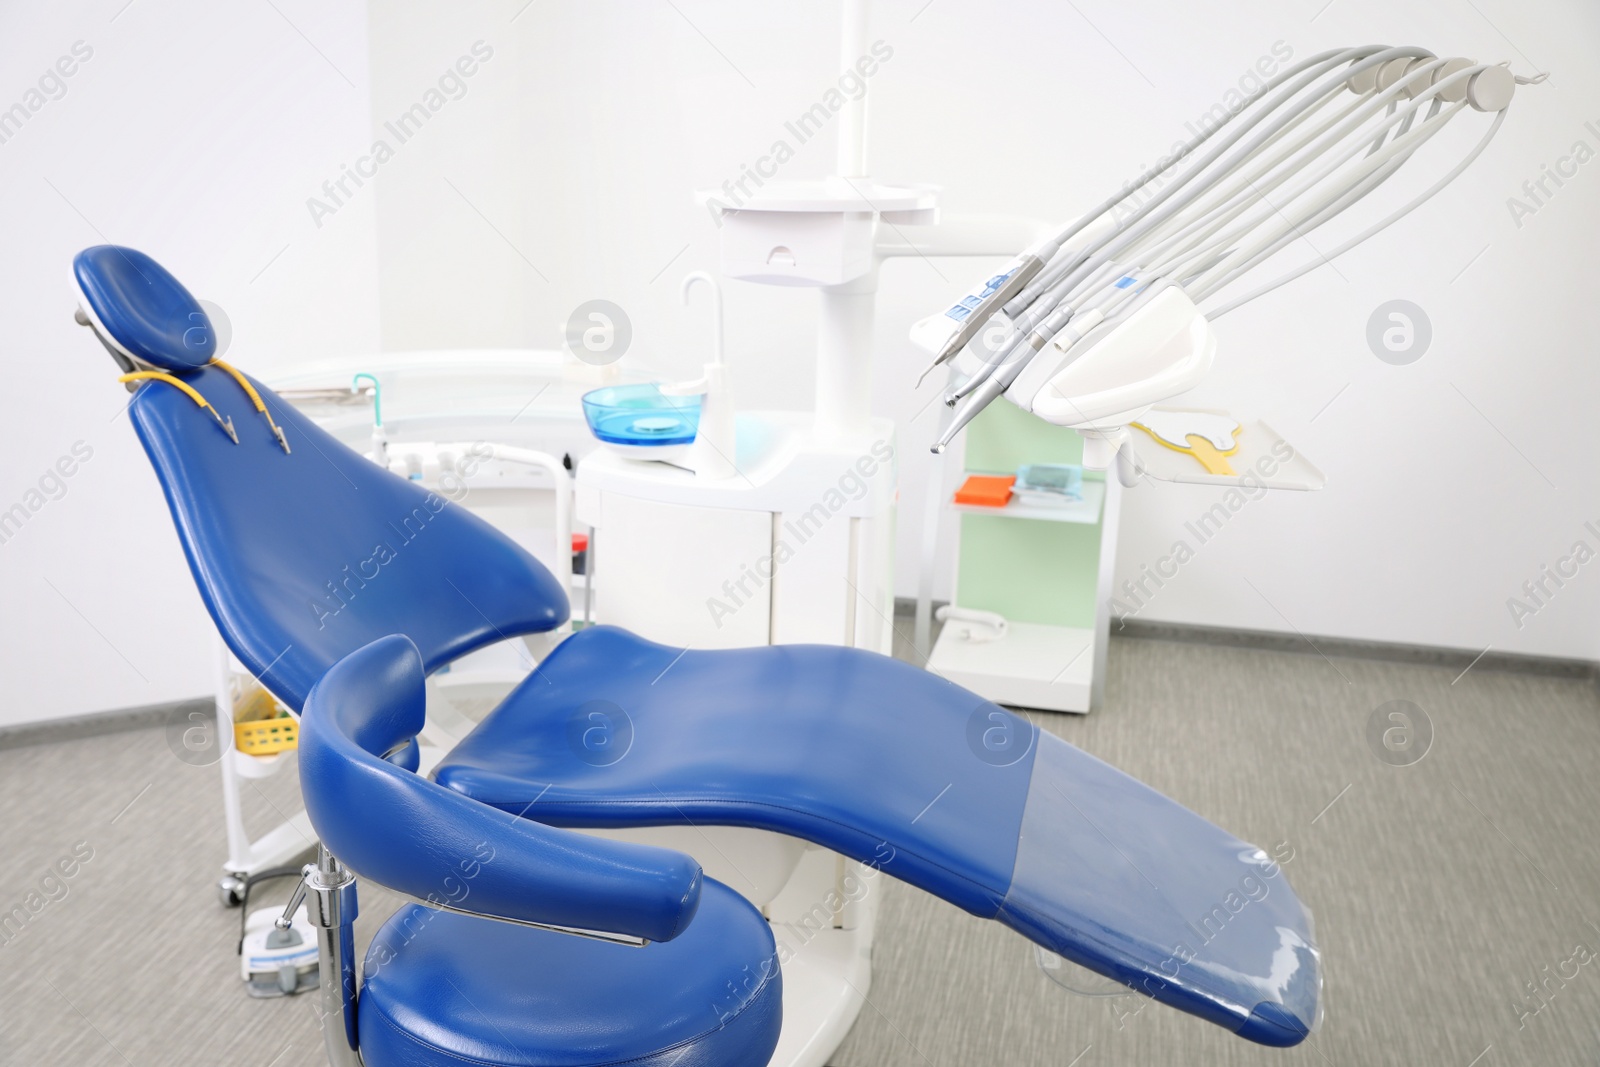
434, 626, 1321, 1045
436, 625, 1034, 920
73, 245, 216, 370
357, 879, 781, 1067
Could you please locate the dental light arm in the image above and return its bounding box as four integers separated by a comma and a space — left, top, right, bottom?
916, 47, 1540, 456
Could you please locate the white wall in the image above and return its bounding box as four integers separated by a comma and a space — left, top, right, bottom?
0, 0, 380, 725
366, 0, 1600, 662
8, 1, 1592, 728
1079, 2, 1600, 663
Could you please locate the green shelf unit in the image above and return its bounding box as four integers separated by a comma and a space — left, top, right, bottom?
932, 399, 1121, 713
956, 514, 1103, 629
956, 402, 1106, 629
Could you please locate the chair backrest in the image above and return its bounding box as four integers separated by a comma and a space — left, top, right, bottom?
76, 246, 569, 710
300, 634, 703, 942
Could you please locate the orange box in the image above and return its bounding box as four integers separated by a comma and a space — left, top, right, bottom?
954, 474, 1015, 507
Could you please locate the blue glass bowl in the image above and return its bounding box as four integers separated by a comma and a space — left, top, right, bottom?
581, 384, 700, 447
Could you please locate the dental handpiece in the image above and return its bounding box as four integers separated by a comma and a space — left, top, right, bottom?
943, 300, 1034, 405
943, 333, 1025, 408
921, 181, 1157, 386
916, 245, 1055, 386
931, 373, 1007, 455
931, 305, 1082, 453
942, 297, 1080, 409
945, 252, 1129, 407
941, 302, 1045, 406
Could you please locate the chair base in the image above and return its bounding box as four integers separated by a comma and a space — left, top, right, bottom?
579, 834, 875, 1067
765, 907, 873, 1067
357, 880, 783, 1067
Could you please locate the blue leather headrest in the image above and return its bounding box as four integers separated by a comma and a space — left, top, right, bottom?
73, 245, 215, 371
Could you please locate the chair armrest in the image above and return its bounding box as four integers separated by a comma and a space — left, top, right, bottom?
299, 635, 702, 944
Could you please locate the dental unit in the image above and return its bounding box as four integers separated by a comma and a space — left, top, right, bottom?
74, 238, 1323, 1063
914, 46, 1543, 465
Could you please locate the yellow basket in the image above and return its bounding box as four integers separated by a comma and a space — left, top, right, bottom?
234, 715, 298, 756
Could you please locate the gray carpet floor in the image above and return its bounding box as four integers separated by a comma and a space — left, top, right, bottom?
2, 632, 1597, 1066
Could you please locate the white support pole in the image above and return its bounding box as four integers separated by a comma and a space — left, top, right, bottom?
814, 279, 877, 442
1091, 474, 1123, 711
837, 0, 870, 178
213, 636, 250, 876
913, 401, 953, 657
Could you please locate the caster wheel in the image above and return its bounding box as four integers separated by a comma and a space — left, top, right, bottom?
218, 873, 247, 908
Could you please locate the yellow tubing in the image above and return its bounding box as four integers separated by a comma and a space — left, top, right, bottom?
210, 359, 291, 453
210, 359, 265, 412
118, 371, 213, 410
118, 371, 238, 443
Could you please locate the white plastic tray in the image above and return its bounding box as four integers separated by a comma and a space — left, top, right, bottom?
1125, 408, 1325, 491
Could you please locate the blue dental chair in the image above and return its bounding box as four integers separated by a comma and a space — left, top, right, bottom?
75, 245, 1322, 1065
